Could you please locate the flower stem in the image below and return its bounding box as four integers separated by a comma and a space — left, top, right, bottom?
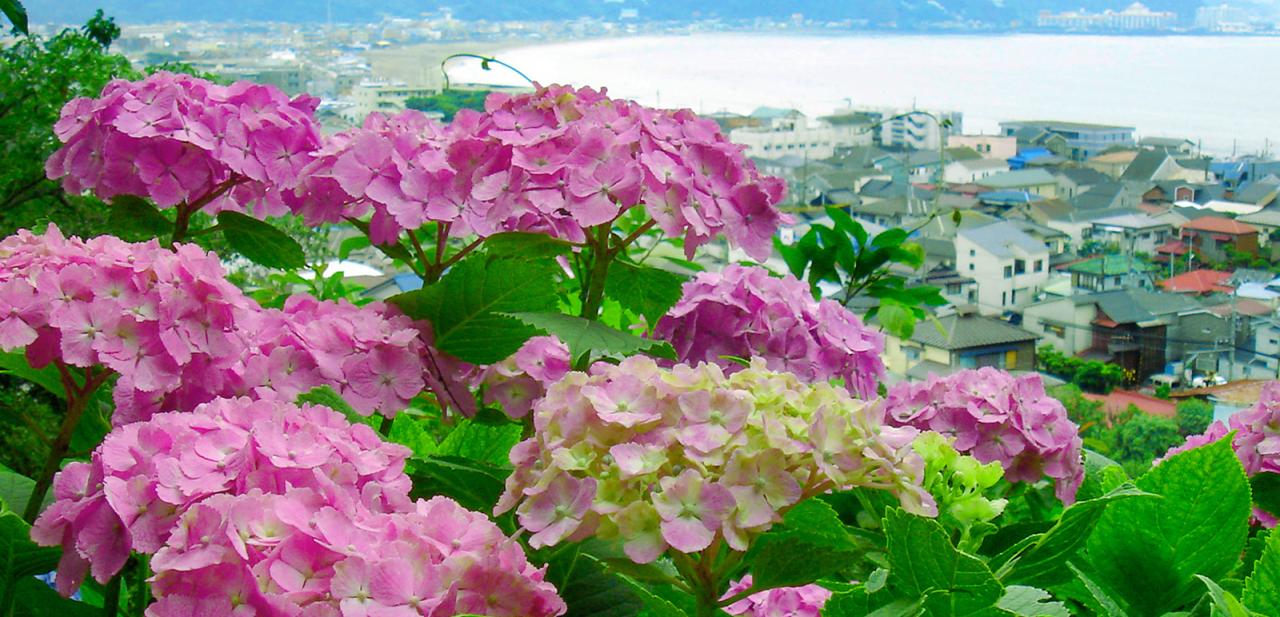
24, 365, 111, 523
102, 572, 122, 617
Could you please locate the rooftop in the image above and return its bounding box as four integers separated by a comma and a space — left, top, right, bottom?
1082, 390, 1176, 420
1067, 254, 1154, 276
1003, 120, 1136, 132
1083, 288, 1201, 324
909, 313, 1038, 351
1237, 208, 1280, 228
1181, 216, 1259, 235
1090, 212, 1169, 230
1158, 269, 1234, 294
978, 168, 1058, 188
1087, 150, 1140, 164
958, 221, 1047, 258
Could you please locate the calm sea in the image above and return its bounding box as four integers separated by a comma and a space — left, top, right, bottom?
449, 33, 1280, 156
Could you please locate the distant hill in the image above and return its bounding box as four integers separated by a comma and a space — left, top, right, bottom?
33, 1, 1212, 27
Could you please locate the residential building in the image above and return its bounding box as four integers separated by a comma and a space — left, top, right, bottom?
944, 158, 1010, 184
1065, 255, 1155, 292
1022, 289, 1201, 381
1000, 121, 1135, 161
1084, 149, 1140, 178
948, 135, 1017, 160
1159, 269, 1235, 295
977, 169, 1061, 198
1180, 216, 1261, 262
921, 266, 978, 306
730, 119, 874, 160
1120, 150, 1209, 184
342, 81, 439, 122
1232, 175, 1280, 209
1087, 213, 1174, 254
1037, 3, 1178, 31
883, 311, 1039, 379
1050, 167, 1109, 199
1196, 4, 1253, 32
1139, 137, 1196, 154
955, 221, 1051, 313
824, 107, 963, 151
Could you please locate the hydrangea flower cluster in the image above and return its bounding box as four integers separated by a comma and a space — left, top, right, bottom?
912, 432, 1008, 546
32, 397, 565, 616
474, 336, 571, 419
654, 265, 885, 399
722, 575, 832, 617
45, 72, 323, 215
0, 226, 425, 423
883, 368, 1084, 504
1159, 381, 1280, 525
497, 356, 934, 564
287, 84, 788, 257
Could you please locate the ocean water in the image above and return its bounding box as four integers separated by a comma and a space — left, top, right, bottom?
449, 33, 1280, 156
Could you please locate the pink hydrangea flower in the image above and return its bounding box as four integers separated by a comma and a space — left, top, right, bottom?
722, 575, 832, 617
654, 265, 886, 399
32, 397, 566, 616
0, 226, 427, 422
497, 356, 934, 564
883, 368, 1085, 504
286, 84, 789, 256
46, 72, 323, 216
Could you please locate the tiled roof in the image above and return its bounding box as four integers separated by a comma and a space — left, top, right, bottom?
1082, 390, 1176, 420
909, 314, 1038, 351
1158, 269, 1234, 294
1181, 216, 1259, 235
1067, 255, 1153, 275
958, 221, 1046, 258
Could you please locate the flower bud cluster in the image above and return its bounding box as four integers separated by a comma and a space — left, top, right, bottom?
883, 368, 1084, 504
497, 356, 934, 564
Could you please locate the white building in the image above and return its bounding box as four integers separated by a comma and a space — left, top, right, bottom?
341, 81, 438, 123
948, 134, 1018, 160
955, 221, 1051, 314
944, 158, 1010, 184
731, 122, 874, 160
1087, 213, 1174, 254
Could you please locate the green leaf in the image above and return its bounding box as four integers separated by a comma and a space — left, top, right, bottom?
436, 410, 523, 467
825, 206, 868, 249
994, 485, 1157, 587
10, 576, 103, 617
504, 312, 677, 362
746, 499, 860, 591
0, 510, 63, 613
385, 415, 437, 459
604, 262, 687, 326
0, 352, 68, 399
876, 298, 916, 338
1244, 528, 1280, 615
1065, 559, 1135, 617
1085, 435, 1251, 615
482, 232, 573, 259
296, 386, 377, 428
1250, 473, 1280, 519
996, 586, 1069, 617
1, 0, 28, 35
345, 218, 415, 264
338, 235, 370, 260
542, 545, 692, 617
1198, 575, 1253, 617
882, 507, 1004, 617
407, 455, 509, 514
391, 255, 559, 364
1075, 450, 1128, 502
216, 211, 306, 269
108, 195, 172, 240
0, 468, 47, 517
822, 586, 925, 617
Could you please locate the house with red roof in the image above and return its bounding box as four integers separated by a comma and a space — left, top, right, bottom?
1083, 389, 1176, 423
1158, 269, 1234, 295
1180, 216, 1259, 262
